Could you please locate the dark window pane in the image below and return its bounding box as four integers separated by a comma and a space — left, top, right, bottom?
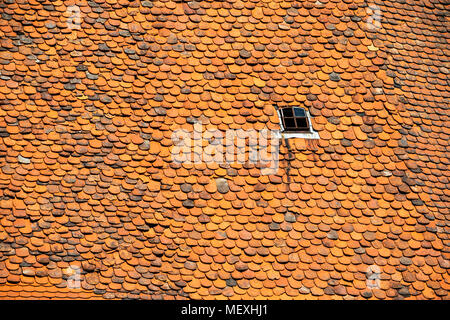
278, 105, 312, 132
282, 108, 293, 117
296, 117, 308, 130
284, 117, 296, 129
293, 107, 306, 117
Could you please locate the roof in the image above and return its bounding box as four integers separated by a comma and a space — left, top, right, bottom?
0, 0, 448, 300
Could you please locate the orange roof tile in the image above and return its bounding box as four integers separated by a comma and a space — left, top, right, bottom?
0, 0, 448, 301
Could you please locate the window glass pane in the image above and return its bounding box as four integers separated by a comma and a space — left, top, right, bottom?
296, 117, 308, 130
282, 108, 293, 117
284, 117, 296, 129
293, 107, 306, 117
278, 105, 313, 132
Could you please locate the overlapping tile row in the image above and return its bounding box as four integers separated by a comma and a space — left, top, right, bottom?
0, 282, 101, 299
0, 0, 448, 300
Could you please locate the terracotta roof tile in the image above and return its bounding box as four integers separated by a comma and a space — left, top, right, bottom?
0, 0, 448, 300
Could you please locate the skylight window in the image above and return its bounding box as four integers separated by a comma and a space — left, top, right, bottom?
274, 105, 319, 139
279, 106, 310, 132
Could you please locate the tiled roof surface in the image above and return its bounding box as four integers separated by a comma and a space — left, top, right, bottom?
0, 282, 101, 299
0, 0, 448, 300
